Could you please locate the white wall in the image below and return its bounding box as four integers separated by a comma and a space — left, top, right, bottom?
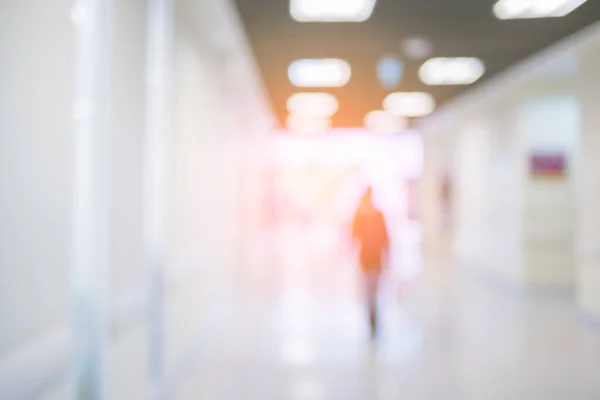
419, 23, 600, 292
421, 21, 600, 318
109, 0, 147, 299
421, 132, 453, 252
0, 0, 275, 398
576, 28, 600, 318
423, 96, 524, 282
482, 105, 522, 281
0, 0, 73, 357
519, 93, 579, 286
105, 2, 149, 398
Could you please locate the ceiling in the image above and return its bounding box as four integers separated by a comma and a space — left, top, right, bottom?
233, 0, 600, 128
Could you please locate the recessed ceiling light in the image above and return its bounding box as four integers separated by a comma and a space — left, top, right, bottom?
377, 56, 404, 89
402, 37, 433, 60
364, 110, 408, 134
289, 59, 352, 87
493, 0, 588, 19
287, 93, 339, 117
290, 0, 377, 22
419, 57, 485, 85
383, 92, 435, 117
286, 115, 331, 134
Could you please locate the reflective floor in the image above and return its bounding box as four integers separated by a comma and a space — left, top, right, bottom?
172, 224, 600, 400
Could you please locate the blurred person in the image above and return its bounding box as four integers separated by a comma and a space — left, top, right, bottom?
352, 186, 389, 339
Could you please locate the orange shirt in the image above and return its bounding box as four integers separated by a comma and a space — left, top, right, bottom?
352, 204, 389, 272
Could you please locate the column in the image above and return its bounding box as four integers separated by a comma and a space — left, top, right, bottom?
71, 0, 113, 398
576, 37, 600, 317
144, 0, 173, 388
421, 132, 446, 252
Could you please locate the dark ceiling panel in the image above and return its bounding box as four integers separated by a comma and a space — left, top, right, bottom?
234, 0, 600, 128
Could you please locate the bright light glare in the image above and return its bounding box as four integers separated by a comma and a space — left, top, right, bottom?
383, 92, 436, 117
286, 115, 331, 134
364, 110, 408, 134
291, 380, 326, 400
280, 341, 316, 366
493, 0, 588, 19
289, 59, 352, 87
419, 57, 485, 85
287, 93, 339, 117
290, 0, 377, 22
71, 1, 88, 25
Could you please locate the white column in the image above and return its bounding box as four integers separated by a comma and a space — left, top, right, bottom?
144, 0, 173, 387
421, 132, 445, 252
577, 38, 600, 317
420, 129, 456, 256
71, 0, 113, 398
217, 50, 240, 290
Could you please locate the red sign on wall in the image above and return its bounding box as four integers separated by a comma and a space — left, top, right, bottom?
529, 153, 567, 179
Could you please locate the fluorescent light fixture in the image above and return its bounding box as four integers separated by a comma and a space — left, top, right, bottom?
493, 0, 588, 19
290, 0, 377, 22
419, 57, 485, 85
286, 114, 331, 134
383, 92, 435, 118
289, 59, 351, 87
402, 37, 433, 60
287, 93, 339, 117
364, 110, 408, 134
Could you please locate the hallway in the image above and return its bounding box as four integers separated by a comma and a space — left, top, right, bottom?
3, 1, 600, 398
171, 231, 600, 400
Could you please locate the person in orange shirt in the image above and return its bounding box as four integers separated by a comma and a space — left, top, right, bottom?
352, 186, 390, 339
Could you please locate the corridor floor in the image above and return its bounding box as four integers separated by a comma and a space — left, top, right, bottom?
174, 227, 600, 400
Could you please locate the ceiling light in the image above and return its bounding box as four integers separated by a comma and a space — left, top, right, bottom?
286, 115, 331, 134
493, 0, 588, 19
377, 56, 404, 89
383, 92, 435, 117
290, 0, 377, 22
419, 57, 485, 85
289, 59, 352, 87
287, 93, 339, 117
364, 110, 408, 134
402, 37, 433, 60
